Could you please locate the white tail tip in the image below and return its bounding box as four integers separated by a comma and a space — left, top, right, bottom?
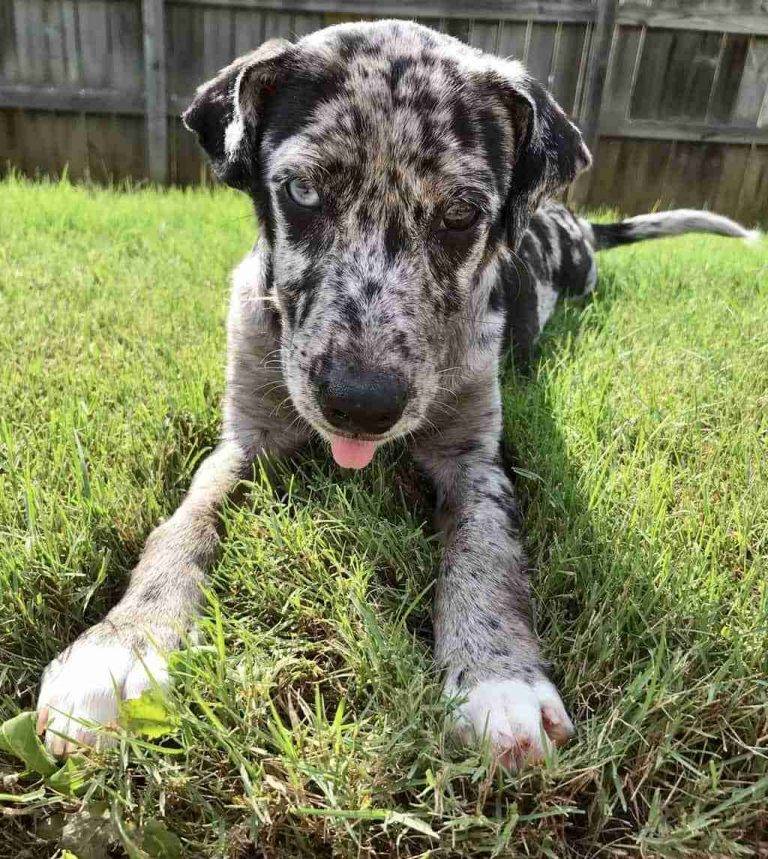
744, 229, 762, 245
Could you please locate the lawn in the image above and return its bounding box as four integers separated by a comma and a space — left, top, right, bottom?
0, 174, 767, 857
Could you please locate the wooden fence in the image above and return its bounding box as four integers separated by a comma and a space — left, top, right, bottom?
1, 0, 767, 221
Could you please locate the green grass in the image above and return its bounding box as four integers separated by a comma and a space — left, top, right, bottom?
1, 174, 767, 857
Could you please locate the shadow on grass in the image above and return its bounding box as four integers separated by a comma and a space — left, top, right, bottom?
497, 269, 656, 848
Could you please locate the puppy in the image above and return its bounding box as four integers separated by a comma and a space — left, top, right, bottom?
36, 19, 757, 766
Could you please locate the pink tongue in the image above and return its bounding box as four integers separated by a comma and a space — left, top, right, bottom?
330, 435, 377, 469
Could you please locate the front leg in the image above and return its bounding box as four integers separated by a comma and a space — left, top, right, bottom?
37, 254, 307, 754
414, 395, 573, 768
36, 436, 263, 754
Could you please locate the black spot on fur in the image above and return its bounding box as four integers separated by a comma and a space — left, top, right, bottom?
496, 253, 539, 366
137, 580, 164, 605
454, 439, 482, 457
450, 95, 477, 151
335, 31, 367, 62
339, 296, 362, 336
262, 65, 346, 154
528, 217, 553, 260
282, 267, 322, 329
383, 214, 408, 259
590, 222, 637, 249
253, 165, 275, 247
388, 56, 414, 93
485, 614, 501, 631
296, 269, 322, 328
363, 279, 381, 300
488, 281, 504, 313
478, 107, 508, 195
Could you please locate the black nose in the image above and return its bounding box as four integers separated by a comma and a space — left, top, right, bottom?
317, 366, 409, 435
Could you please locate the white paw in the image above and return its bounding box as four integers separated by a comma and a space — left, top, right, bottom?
448, 676, 574, 769
37, 633, 168, 756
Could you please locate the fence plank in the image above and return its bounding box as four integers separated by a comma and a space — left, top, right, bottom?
142, 0, 167, 183
8, 110, 88, 181
170, 0, 598, 24
580, 0, 617, 152
732, 37, 768, 126
615, 138, 678, 213
681, 32, 724, 120
14, 0, 48, 85
444, 18, 472, 44
550, 23, 589, 113
526, 23, 559, 88
616, 3, 768, 36
736, 144, 768, 222
497, 20, 529, 62
292, 13, 326, 37
166, 4, 205, 101
203, 6, 236, 78
60, 0, 81, 85
168, 0, 768, 33
712, 142, 752, 215
233, 9, 266, 55
169, 114, 207, 183
110, 1, 144, 91
85, 113, 145, 180
77, 1, 111, 87
51, 111, 90, 179
600, 24, 642, 122
262, 10, 293, 38
708, 33, 751, 122
17, 111, 64, 176
0, 3, 19, 83
0, 111, 15, 174
667, 141, 726, 209
468, 20, 500, 53
599, 116, 768, 144
630, 29, 675, 120
44, 1, 68, 86
657, 31, 722, 120
0, 83, 145, 113
574, 135, 623, 207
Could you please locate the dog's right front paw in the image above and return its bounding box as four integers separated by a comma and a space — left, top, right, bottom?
36, 624, 170, 756
448, 675, 574, 771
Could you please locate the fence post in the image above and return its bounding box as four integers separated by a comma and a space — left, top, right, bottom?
142, 0, 168, 184
580, 0, 618, 156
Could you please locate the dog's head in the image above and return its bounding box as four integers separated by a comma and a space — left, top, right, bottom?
184, 21, 589, 467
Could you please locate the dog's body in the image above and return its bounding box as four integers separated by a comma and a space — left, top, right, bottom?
36, 20, 757, 765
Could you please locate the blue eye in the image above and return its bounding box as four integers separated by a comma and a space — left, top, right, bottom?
286, 177, 320, 208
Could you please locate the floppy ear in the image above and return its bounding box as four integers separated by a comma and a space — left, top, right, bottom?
182, 39, 292, 191
501, 75, 592, 246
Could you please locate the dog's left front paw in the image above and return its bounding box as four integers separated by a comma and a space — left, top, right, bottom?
36, 623, 170, 756
448, 675, 574, 770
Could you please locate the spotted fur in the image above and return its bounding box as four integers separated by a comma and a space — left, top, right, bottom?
36, 20, 756, 765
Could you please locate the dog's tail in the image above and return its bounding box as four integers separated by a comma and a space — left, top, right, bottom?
581, 209, 760, 251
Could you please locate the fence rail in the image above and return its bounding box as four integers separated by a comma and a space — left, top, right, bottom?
1, 0, 767, 221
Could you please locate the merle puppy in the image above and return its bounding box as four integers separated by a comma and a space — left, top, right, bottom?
36, 20, 757, 765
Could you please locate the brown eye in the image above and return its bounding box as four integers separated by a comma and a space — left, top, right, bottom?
442, 200, 480, 231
